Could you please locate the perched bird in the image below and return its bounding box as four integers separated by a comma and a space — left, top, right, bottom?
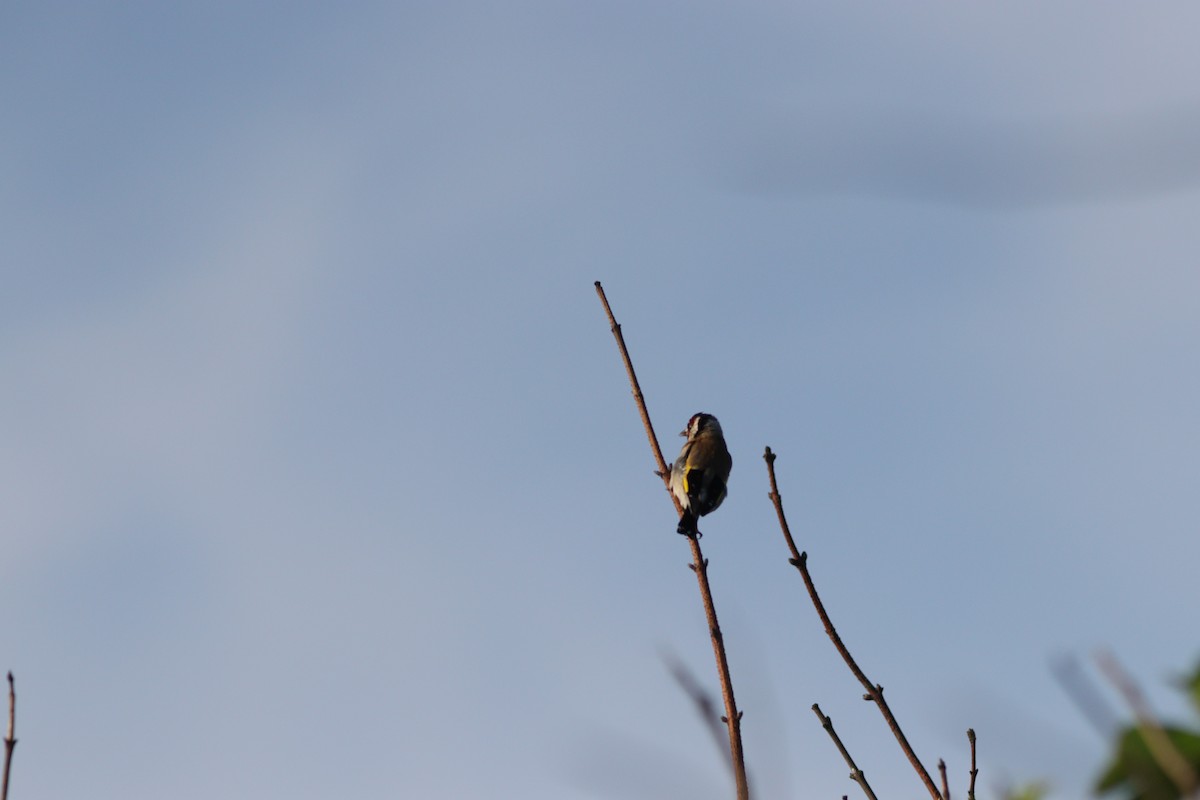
669, 412, 732, 536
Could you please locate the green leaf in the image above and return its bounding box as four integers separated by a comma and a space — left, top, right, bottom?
1178, 661, 1200, 717
1095, 726, 1200, 800
1005, 781, 1050, 800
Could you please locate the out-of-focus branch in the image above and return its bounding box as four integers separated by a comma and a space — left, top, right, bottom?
939, 759, 950, 800
663, 650, 733, 773
595, 281, 749, 800
1052, 653, 1121, 740
1095, 650, 1199, 797
763, 446, 942, 800
812, 703, 878, 800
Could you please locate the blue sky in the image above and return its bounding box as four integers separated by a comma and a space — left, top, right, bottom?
3, 3, 1200, 798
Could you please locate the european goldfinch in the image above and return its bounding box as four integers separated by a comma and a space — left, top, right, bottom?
669, 413, 732, 536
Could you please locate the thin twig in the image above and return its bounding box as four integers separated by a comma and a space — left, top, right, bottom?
1094, 649, 1199, 797
938, 759, 950, 800
2, 673, 15, 800
593, 282, 673, 491
595, 281, 750, 800
763, 447, 942, 800
966, 729, 978, 800
812, 703, 879, 800
663, 650, 734, 773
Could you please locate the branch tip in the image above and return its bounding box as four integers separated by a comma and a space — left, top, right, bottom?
811, 701, 879, 800
967, 728, 979, 800
2, 670, 15, 800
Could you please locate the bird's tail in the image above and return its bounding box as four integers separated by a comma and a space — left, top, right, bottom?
676, 510, 698, 537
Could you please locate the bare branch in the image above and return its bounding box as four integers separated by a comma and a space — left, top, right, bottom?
939, 759, 950, 800
595, 281, 750, 800
763, 446, 942, 800
593, 282, 676, 493
2, 672, 16, 800
1095, 649, 1199, 797
812, 703, 879, 800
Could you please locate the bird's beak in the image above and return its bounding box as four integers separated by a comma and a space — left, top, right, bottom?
679, 428, 687, 437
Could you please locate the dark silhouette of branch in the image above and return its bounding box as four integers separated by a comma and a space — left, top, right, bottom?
812, 703, 878, 800
595, 281, 750, 800
763, 446, 942, 800
939, 759, 950, 800
1095, 649, 1199, 797
967, 729, 978, 800
2, 673, 15, 800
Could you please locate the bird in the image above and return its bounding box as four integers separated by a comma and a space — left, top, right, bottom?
669, 412, 732, 536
